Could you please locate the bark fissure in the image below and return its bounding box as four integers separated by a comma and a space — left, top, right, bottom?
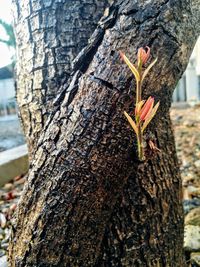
72, 5, 119, 74
14, 0, 110, 156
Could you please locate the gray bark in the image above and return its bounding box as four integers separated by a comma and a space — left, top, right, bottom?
9, 0, 200, 266
13, 0, 110, 156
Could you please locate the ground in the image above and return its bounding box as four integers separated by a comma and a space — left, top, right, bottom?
0, 105, 200, 266
171, 104, 200, 266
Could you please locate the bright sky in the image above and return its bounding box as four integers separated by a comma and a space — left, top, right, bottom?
0, 0, 13, 68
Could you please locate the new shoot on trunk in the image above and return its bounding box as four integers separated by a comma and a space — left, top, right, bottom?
120, 47, 159, 161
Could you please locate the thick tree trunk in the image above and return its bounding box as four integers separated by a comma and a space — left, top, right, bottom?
9, 0, 200, 266
13, 0, 109, 156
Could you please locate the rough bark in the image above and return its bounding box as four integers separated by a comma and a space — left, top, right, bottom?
9, 0, 200, 266
13, 0, 110, 156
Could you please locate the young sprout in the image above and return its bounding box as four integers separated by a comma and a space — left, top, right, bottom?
121, 47, 159, 161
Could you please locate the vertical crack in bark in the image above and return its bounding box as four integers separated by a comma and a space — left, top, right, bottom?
72, 5, 119, 73
14, 0, 110, 156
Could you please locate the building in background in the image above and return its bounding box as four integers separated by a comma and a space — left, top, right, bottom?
173, 37, 200, 103
0, 64, 16, 116
0, 64, 25, 152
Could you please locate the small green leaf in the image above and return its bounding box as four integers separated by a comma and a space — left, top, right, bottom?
141, 58, 157, 82
124, 111, 138, 136
120, 51, 140, 82
135, 100, 145, 115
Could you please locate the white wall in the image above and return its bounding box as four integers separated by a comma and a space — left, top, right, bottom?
173, 37, 200, 102
0, 78, 15, 101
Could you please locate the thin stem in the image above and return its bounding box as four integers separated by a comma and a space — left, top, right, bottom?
137, 124, 144, 161
136, 80, 142, 103
136, 75, 145, 160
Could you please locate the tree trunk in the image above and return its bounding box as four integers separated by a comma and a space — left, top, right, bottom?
9, 0, 200, 266
13, 0, 110, 156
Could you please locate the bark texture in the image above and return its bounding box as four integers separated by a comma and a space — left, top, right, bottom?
13, 0, 109, 156
9, 0, 200, 266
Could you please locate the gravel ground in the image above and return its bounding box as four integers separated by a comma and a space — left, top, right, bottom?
0, 174, 25, 266
171, 105, 200, 266
0, 106, 200, 266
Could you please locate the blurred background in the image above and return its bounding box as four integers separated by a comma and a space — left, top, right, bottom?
172, 37, 200, 105
0, 3, 26, 264
0, 0, 25, 153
